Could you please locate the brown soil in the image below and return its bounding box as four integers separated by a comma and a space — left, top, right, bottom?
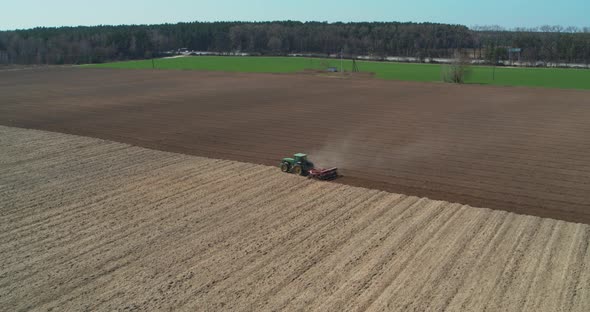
2, 125, 589, 311
1, 68, 590, 223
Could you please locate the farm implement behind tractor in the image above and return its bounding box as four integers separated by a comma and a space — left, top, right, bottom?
280, 153, 338, 180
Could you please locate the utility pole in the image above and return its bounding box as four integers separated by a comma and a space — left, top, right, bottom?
493, 63, 496, 81
352, 58, 359, 72
491, 49, 497, 81
493, 56, 499, 81
340, 49, 344, 75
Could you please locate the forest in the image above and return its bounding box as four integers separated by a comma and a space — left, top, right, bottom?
1, 21, 589, 65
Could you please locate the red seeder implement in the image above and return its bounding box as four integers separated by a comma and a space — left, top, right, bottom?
308, 167, 339, 180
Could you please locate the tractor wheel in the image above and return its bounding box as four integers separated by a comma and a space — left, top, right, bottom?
280, 162, 290, 173
293, 165, 304, 176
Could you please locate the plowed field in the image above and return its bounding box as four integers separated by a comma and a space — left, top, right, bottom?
1, 126, 589, 311
1, 68, 590, 223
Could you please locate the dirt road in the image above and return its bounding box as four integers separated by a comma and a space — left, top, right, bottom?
1, 68, 590, 223
1, 126, 589, 311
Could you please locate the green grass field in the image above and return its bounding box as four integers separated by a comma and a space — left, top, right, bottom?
87, 56, 590, 90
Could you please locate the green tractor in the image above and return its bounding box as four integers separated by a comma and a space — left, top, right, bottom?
280, 153, 314, 176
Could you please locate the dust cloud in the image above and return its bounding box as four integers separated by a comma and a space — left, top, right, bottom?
308, 130, 439, 176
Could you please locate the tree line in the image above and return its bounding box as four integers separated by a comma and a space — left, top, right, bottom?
1, 21, 589, 66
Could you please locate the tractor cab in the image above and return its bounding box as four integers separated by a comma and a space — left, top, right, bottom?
293, 153, 308, 164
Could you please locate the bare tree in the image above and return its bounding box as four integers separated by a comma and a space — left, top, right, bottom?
442, 50, 471, 84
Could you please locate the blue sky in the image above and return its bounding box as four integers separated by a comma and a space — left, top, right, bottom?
2, 0, 588, 30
